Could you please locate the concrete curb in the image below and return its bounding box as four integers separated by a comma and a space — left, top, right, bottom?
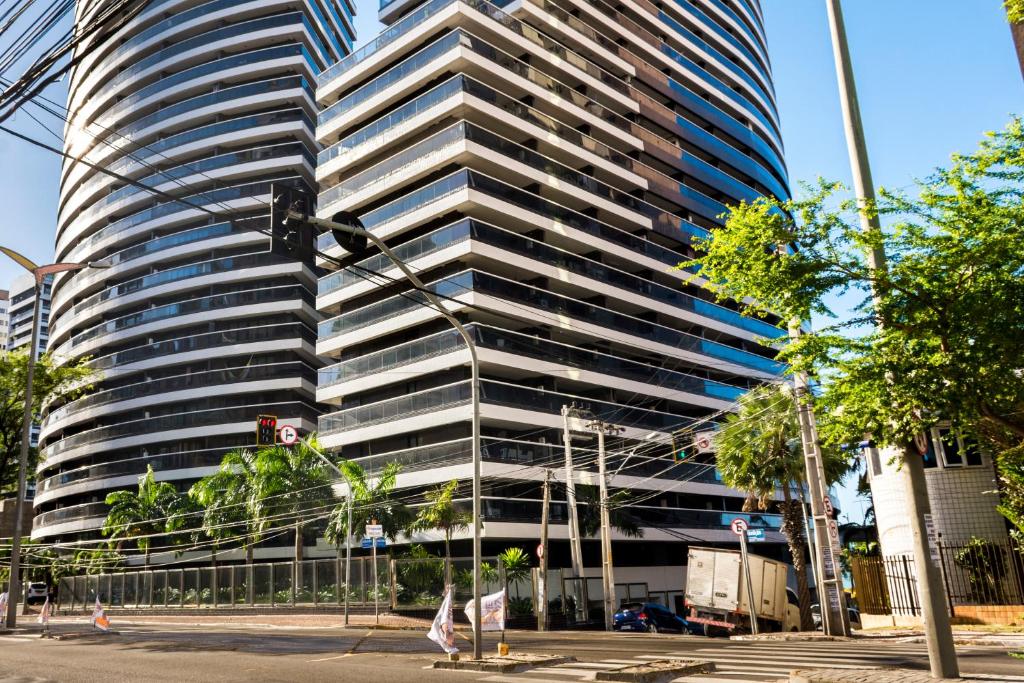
433, 654, 576, 673
594, 659, 714, 683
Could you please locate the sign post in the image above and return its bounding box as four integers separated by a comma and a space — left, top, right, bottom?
731, 518, 759, 635
366, 523, 384, 625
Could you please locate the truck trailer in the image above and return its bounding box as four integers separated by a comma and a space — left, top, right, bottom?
684, 546, 800, 634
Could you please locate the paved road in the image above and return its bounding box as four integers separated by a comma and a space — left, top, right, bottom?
0, 623, 1021, 683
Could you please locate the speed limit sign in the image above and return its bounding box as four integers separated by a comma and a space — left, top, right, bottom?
279, 424, 299, 446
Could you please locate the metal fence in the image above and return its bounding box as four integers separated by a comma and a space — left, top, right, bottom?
57, 557, 388, 611
851, 539, 1024, 616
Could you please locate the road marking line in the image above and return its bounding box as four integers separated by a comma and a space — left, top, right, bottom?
690, 648, 919, 660
482, 677, 591, 683
698, 658, 868, 670
531, 666, 596, 678
672, 678, 767, 683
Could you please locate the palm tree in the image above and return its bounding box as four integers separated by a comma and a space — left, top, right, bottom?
250, 437, 333, 565
189, 447, 262, 565
714, 383, 851, 631
326, 460, 411, 546
408, 479, 471, 584
575, 485, 644, 539
101, 465, 180, 566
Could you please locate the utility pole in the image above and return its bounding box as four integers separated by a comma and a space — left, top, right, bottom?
790, 364, 849, 636
825, 1, 957, 676
537, 469, 551, 631
587, 418, 622, 631
0, 247, 105, 629
561, 405, 584, 580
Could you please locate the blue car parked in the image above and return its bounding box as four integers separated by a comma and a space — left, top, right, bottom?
613, 602, 703, 635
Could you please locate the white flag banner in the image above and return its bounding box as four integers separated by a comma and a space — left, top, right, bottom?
464, 588, 505, 632
426, 587, 458, 655
37, 596, 51, 625
92, 596, 110, 631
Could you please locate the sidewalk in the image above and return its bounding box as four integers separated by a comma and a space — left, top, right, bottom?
790, 669, 1024, 683
34, 612, 438, 631
734, 629, 1024, 648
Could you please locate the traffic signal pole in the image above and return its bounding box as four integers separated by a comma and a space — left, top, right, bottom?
294, 210, 484, 660
825, 1, 956, 675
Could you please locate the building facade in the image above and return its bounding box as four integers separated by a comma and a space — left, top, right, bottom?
34, 0, 355, 546
6, 272, 50, 358
314, 0, 791, 576
0, 289, 9, 351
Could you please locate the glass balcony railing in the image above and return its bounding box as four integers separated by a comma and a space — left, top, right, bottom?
319, 218, 778, 339
317, 322, 747, 403
87, 322, 315, 372
318, 122, 467, 210
74, 252, 278, 316
347, 436, 723, 483
72, 284, 312, 349
42, 402, 319, 461
97, 109, 310, 189
319, 220, 471, 296
102, 76, 314, 151
319, 381, 471, 435
76, 143, 309, 232
318, 75, 464, 168
463, 270, 783, 375
38, 447, 233, 497
318, 272, 472, 340
319, 378, 696, 437
33, 502, 108, 530
46, 362, 316, 427
97, 45, 315, 134
76, 179, 279, 256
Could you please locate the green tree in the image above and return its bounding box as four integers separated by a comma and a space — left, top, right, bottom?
714, 384, 850, 630
0, 350, 92, 493
250, 438, 333, 565
497, 546, 531, 601
189, 447, 262, 565
680, 118, 1024, 532
408, 479, 471, 583
101, 465, 180, 566
575, 485, 644, 540
325, 461, 411, 547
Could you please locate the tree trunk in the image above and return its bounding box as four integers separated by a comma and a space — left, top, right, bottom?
294, 522, 304, 564
781, 485, 813, 631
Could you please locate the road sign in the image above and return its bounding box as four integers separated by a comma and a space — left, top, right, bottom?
536, 543, 544, 559
361, 538, 372, 549
746, 528, 765, 542
827, 518, 840, 542
365, 524, 384, 538
360, 538, 386, 549
695, 431, 715, 453
278, 424, 298, 446
730, 518, 749, 535
823, 496, 834, 517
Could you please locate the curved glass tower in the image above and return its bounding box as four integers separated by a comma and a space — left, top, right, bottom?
314, 0, 789, 578
34, 0, 355, 545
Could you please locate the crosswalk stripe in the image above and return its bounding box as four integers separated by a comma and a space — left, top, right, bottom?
673, 677, 771, 683
690, 647, 922, 661
482, 677, 590, 683
530, 667, 596, 678
693, 657, 867, 669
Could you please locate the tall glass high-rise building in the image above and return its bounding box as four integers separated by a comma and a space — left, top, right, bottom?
34, 0, 355, 546
314, 0, 790, 581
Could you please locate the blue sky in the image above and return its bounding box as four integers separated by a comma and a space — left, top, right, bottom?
0, 2, 1020, 519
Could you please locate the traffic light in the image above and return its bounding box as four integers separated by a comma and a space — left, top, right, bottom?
256, 414, 278, 446
269, 183, 314, 261
329, 209, 368, 256
671, 428, 692, 462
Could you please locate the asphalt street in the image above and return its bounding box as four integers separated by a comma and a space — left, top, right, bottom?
0, 624, 1022, 683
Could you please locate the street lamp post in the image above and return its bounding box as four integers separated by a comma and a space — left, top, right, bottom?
0, 246, 108, 629
294, 211, 484, 659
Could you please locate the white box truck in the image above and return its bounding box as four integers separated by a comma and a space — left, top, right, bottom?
684, 546, 800, 634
